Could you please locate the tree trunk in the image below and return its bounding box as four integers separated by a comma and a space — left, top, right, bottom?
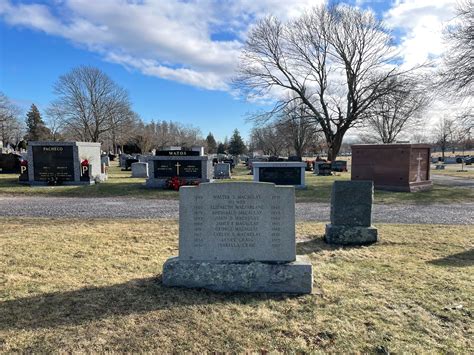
326, 133, 344, 161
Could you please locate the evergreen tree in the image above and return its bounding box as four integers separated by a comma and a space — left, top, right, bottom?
25, 104, 51, 141
206, 132, 217, 154
228, 129, 247, 155
217, 142, 226, 154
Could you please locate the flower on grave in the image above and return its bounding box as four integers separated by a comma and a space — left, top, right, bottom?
166, 177, 200, 190
20, 159, 28, 166
81, 159, 89, 166
166, 176, 183, 191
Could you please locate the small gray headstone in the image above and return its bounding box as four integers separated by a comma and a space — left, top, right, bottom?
214, 162, 231, 179
131, 162, 149, 178
330, 180, 372, 226
101, 155, 110, 167
325, 181, 378, 245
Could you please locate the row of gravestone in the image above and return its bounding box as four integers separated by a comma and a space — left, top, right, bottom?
162, 180, 377, 295
127, 161, 233, 180
13, 141, 433, 193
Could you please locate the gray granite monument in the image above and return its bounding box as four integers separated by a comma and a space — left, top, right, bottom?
101, 155, 110, 167
162, 182, 313, 293
325, 181, 378, 245
214, 162, 231, 179
131, 162, 149, 178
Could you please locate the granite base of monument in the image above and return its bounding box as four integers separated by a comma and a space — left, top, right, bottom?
325, 224, 378, 245
163, 256, 313, 294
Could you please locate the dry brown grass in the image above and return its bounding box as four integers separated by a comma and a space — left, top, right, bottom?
0, 218, 473, 352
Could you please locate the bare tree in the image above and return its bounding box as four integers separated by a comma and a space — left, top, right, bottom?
276, 97, 321, 157
127, 120, 204, 153
452, 110, 474, 152
0, 92, 23, 148
438, 0, 474, 97
363, 77, 429, 143
236, 4, 409, 160
133, 120, 155, 153
50, 66, 133, 143
432, 116, 456, 159
410, 132, 429, 144
45, 103, 65, 141
250, 125, 287, 156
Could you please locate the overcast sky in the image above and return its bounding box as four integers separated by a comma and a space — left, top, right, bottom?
0, 0, 465, 141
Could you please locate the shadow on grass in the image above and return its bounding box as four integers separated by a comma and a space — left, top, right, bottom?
296, 236, 371, 254
0, 277, 301, 331
428, 249, 474, 267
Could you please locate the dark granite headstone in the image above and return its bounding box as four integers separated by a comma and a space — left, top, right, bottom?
331, 160, 347, 172
0, 153, 22, 173
32, 145, 74, 182
325, 181, 378, 245
315, 162, 332, 176
222, 159, 235, 170
259, 167, 300, 185
153, 159, 202, 179
123, 158, 139, 170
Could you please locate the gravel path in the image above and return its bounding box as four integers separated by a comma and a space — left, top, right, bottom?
0, 196, 472, 225
431, 174, 474, 187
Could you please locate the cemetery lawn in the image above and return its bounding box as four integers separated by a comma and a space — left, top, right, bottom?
0, 162, 473, 204
1, 218, 472, 353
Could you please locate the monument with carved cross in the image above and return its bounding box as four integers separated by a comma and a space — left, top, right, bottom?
351, 143, 432, 192
145, 147, 212, 188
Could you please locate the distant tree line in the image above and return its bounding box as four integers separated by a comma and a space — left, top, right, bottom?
0, 66, 233, 154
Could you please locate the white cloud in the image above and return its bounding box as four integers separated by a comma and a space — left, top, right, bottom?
381, 0, 469, 137
0, 0, 322, 91
384, 0, 457, 68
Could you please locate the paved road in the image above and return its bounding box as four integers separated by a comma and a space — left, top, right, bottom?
0, 196, 472, 225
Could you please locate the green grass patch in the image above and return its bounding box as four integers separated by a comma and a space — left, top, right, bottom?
0, 162, 473, 204
0, 218, 472, 352
431, 166, 474, 179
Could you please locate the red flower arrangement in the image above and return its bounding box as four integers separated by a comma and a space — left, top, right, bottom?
165, 177, 200, 191
166, 176, 185, 191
